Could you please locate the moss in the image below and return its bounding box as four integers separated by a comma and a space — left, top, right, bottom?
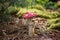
17, 8, 60, 19
47, 23, 60, 29
47, 18, 60, 29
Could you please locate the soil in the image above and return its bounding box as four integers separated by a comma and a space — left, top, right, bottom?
0, 16, 60, 40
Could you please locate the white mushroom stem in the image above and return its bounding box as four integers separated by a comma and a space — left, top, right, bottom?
28, 19, 34, 37
29, 26, 34, 37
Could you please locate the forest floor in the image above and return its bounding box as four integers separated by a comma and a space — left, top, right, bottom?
0, 16, 60, 40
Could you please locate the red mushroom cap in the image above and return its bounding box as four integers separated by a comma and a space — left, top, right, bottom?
22, 11, 37, 18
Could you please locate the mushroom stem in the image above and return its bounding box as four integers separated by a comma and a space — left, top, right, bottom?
29, 26, 34, 37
